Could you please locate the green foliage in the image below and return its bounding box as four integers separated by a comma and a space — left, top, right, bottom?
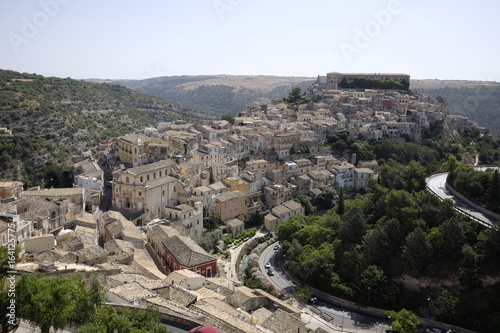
314, 187, 337, 210
0, 69, 217, 182
294, 286, 312, 304
386, 309, 419, 333
339, 77, 408, 90
402, 228, 432, 273
338, 206, 366, 245
446, 160, 500, 213
77, 305, 170, 333
227, 155, 250, 168
17, 274, 105, 333
290, 146, 309, 155
221, 114, 235, 124
336, 189, 345, 215
204, 211, 221, 231
293, 195, 315, 215
280, 87, 309, 105
196, 229, 223, 253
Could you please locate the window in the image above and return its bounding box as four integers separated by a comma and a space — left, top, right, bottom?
140, 177, 143, 182
138, 192, 142, 196
126, 177, 129, 183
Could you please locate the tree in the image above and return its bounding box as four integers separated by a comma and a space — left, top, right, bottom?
17, 274, 105, 333
401, 78, 410, 90
379, 159, 406, 190
336, 189, 345, 215
221, 114, 235, 124
386, 309, 419, 333
357, 265, 387, 305
277, 214, 309, 243
339, 77, 349, 88
284, 87, 305, 104
402, 228, 432, 273
205, 211, 220, 231
338, 206, 366, 245
362, 218, 404, 268
405, 160, 427, 192
314, 187, 336, 210
429, 217, 465, 258
487, 169, 500, 211
77, 305, 170, 333
294, 286, 312, 304
293, 195, 315, 215
384, 190, 419, 231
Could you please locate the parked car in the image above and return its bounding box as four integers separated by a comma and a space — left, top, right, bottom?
267, 269, 274, 276
265, 262, 271, 269
189, 325, 220, 333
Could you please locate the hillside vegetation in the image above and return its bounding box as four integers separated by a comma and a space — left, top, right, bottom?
112, 75, 315, 116
0, 69, 217, 186
0, 69, 217, 147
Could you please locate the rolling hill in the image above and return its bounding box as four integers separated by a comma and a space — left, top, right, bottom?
0, 69, 217, 148
111, 75, 316, 116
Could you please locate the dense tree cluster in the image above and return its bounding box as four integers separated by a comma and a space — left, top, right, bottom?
278, 157, 500, 332
446, 156, 500, 213
338, 77, 410, 90
0, 134, 74, 188
7, 273, 170, 333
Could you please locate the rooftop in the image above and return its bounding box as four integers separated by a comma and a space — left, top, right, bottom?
24, 187, 84, 197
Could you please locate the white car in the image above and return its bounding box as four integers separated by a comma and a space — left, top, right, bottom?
265, 262, 271, 269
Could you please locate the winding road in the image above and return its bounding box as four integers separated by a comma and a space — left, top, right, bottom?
260, 242, 391, 332
426, 171, 499, 226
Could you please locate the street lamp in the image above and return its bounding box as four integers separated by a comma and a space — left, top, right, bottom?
367, 286, 371, 304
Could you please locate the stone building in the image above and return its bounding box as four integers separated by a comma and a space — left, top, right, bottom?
214, 191, 246, 222
0, 181, 23, 200
147, 225, 217, 277
111, 159, 178, 222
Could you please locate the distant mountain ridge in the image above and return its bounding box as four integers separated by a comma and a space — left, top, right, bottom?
110, 75, 316, 116
411, 79, 500, 136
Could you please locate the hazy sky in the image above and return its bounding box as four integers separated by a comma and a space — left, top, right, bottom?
1, 0, 499, 81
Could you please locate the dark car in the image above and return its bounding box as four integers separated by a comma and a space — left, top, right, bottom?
267, 269, 274, 276
273, 244, 279, 250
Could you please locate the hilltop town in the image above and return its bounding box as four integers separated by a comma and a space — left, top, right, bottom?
0, 71, 483, 333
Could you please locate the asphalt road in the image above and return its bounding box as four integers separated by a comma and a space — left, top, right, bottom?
261, 243, 390, 332
426, 172, 498, 226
